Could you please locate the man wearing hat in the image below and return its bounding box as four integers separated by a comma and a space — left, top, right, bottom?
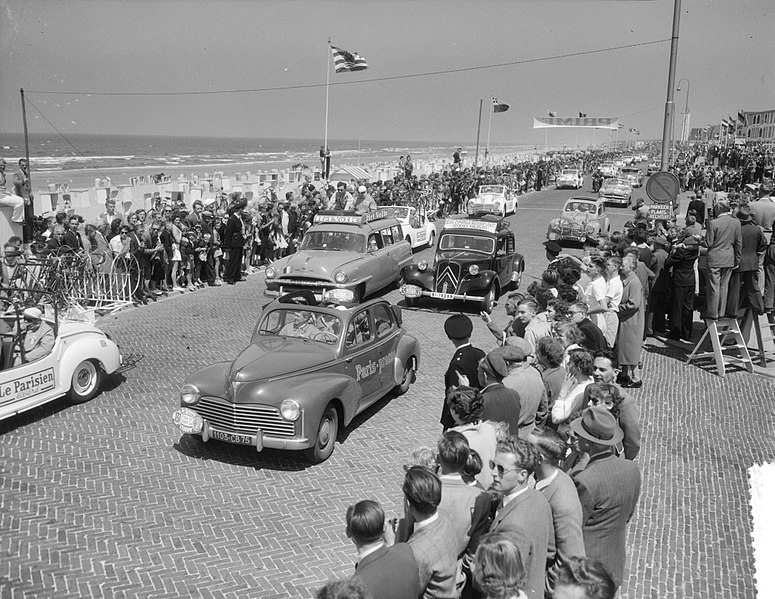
222, 197, 247, 285
478, 351, 521, 436
726, 205, 766, 318
497, 337, 546, 439
570, 407, 641, 591
353, 186, 377, 215
543, 240, 562, 263
441, 314, 486, 430
14, 307, 55, 366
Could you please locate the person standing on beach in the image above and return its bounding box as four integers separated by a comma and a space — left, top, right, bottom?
404, 155, 414, 179
453, 148, 462, 171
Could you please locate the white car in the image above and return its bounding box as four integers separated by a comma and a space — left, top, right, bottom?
600, 163, 617, 178
555, 169, 584, 190
383, 205, 436, 250
467, 185, 518, 217
0, 298, 122, 421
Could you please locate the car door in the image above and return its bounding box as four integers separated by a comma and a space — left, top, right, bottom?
371, 303, 400, 392
412, 209, 427, 246
342, 308, 382, 408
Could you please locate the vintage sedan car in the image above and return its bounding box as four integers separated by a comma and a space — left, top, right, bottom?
555, 169, 584, 190
172, 293, 420, 462
382, 205, 436, 250
466, 185, 518, 217
647, 163, 660, 176
546, 197, 610, 244
599, 177, 633, 206
599, 163, 617, 178
619, 166, 644, 188
399, 216, 525, 313
0, 293, 122, 422
264, 210, 412, 304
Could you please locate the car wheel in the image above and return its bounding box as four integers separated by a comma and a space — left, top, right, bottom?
481, 286, 496, 314
395, 358, 416, 396
512, 266, 523, 290
427, 230, 436, 249
68, 359, 102, 404
305, 402, 339, 463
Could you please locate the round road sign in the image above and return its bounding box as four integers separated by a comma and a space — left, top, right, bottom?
646, 171, 680, 205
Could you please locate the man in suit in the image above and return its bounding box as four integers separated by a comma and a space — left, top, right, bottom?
530, 428, 585, 596
479, 351, 521, 437
646, 236, 670, 336
15, 307, 55, 366
568, 302, 608, 354
702, 198, 742, 320
441, 314, 486, 430
437, 431, 490, 594
346, 500, 420, 599
686, 193, 706, 226
570, 408, 641, 591
591, 352, 641, 461
726, 206, 766, 317
747, 181, 775, 236
402, 466, 459, 599
12, 158, 34, 241
498, 338, 547, 439
488, 435, 555, 599
666, 234, 700, 342
222, 196, 247, 285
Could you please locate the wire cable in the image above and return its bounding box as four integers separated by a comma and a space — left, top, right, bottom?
26, 39, 670, 97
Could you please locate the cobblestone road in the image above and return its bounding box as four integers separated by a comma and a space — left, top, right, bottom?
1, 182, 774, 598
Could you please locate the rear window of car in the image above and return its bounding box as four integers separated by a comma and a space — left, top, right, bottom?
565, 202, 594, 212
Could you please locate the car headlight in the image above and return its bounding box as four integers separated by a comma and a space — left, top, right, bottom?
180, 383, 201, 406
418, 260, 428, 271
265, 266, 276, 279
468, 265, 480, 276
280, 399, 301, 421
334, 271, 348, 284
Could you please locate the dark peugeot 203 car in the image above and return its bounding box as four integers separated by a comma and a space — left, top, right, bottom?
172, 292, 420, 463
399, 216, 525, 313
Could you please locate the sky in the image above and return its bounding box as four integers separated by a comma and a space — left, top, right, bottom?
1, 0, 773, 147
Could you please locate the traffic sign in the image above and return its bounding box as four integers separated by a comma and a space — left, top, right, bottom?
645, 171, 680, 205
647, 204, 673, 221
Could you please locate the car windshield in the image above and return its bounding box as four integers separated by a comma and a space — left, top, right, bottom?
299, 231, 365, 252
561, 170, 579, 176
258, 309, 342, 344
565, 202, 595, 213
613, 179, 630, 186
479, 186, 505, 195
439, 233, 495, 254
622, 168, 639, 174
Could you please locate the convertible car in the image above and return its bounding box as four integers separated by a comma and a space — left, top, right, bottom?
546, 197, 610, 244
382, 205, 436, 250
172, 293, 420, 463
0, 292, 122, 422
466, 185, 518, 217
555, 169, 584, 190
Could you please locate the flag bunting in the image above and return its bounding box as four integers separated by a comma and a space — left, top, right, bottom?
578, 112, 587, 118
548, 111, 557, 117
492, 98, 510, 113
330, 45, 368, 73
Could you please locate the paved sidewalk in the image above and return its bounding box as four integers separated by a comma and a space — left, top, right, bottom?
0, 272, 773, 598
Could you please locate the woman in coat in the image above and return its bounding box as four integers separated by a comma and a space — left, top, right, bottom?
616, 254, 645, 387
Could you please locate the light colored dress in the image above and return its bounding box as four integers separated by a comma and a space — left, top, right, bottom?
604, 275, 623, 347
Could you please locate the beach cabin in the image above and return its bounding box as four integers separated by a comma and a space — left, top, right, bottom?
328, 165, 372, 185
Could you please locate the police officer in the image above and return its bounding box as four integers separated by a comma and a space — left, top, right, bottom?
441, 314, 486, 430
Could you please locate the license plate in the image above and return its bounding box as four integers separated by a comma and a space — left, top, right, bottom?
211, 429, 254, 445
429, 292, 455, 300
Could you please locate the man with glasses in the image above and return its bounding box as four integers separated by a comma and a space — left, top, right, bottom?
568, 302, 608, 354
488, 436, 554, 599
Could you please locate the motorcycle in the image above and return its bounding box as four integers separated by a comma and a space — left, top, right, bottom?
592, 173, 603, 194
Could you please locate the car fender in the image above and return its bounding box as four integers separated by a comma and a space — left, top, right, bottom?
392, 334, 421, 385
459, 272, 497, 295
248, 372, 360, 426
58, 335, 121, 387
401, 266, 435, 290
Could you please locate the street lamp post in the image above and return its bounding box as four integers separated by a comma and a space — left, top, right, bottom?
677, 78, 690, 143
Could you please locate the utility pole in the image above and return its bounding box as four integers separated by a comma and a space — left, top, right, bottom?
660, 0, 681, 172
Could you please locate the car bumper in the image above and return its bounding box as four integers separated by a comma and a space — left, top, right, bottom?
400, 283, 485, 303
601, 196, 629, 205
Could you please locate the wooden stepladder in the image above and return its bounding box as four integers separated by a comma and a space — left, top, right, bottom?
686, 317, 754, 377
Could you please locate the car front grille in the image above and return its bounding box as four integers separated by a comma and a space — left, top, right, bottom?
436, 262, 461, 293
193, 396, 296, 437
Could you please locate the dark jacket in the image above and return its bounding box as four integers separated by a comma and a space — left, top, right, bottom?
222, 212, 245, 249
739, 220, 766, 272
441, 344, 486, 429
355, 543, 420, 599
666, 245, 699, 287
577, 318, 608, 353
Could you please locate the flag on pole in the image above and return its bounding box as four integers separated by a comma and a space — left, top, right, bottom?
738, 110, 746, 125
578, 112, 587, 118
492, 98, 510, 113
330, 46, 368, 72
548, 111, 557, 117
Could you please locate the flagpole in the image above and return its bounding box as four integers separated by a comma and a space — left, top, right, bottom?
474, 99, 483, 168
324, 38, 331, 170
20, 88, 33, 243
486, 99, 493, 166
